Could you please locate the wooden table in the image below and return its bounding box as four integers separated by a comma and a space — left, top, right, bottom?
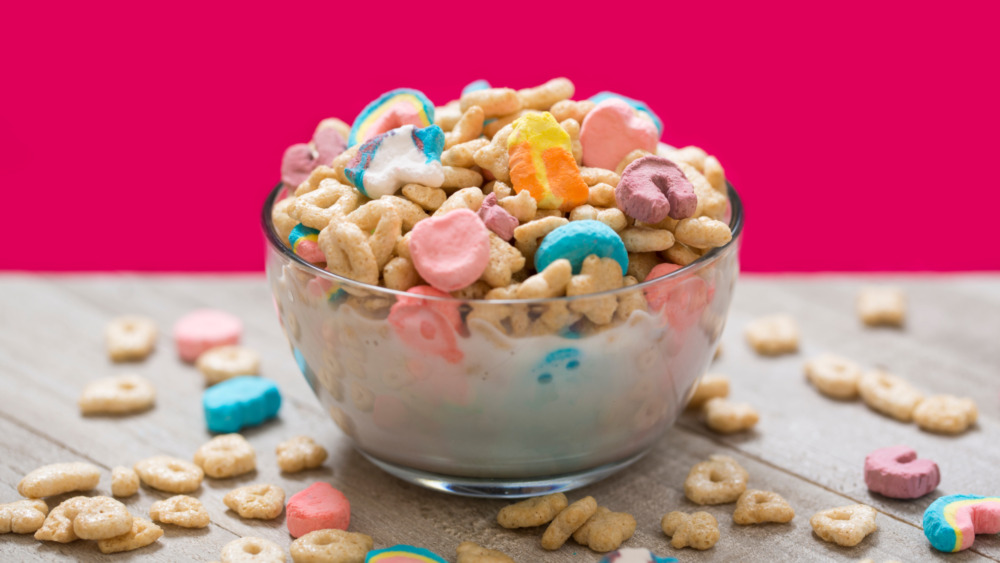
1, 274, 997, 562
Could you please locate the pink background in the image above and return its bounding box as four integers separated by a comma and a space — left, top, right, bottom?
2, 1, 998, 272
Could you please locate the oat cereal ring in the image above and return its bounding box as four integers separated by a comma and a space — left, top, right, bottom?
858, 286, 906, 327
401, 183, 447, 212
560, 118, 583, 164
733, 490, 795, 524
615, 149, 653, 175
804, 354, 862, 399
513, 216, 568, 264
810, 504, 877, 547
913, 395, 978, 434
149, 495, 210, 528
445, 105, 485, 149
569, 205, 628, 233
673, 216, 732, 249
704, 397, 759, 434
34, 496, 89, 542
379, 195, 428, 231
0, 499, 48, 534
455, 541, 515, 563
346, 200, 402, 269
318, 220, 380, 285
111, 465, 140, 497
703, 155, 726, 193
481, 232, 526, 288
383, 256, 421, 291
550, 99, 597, 124
55, 495, 133, 541
292, 180, 364, 230
661, 511, 720, 550
473, 124, 513, 182
517, 259, 572, 299
272, 197, 299, 246
497, 492, 569, 529
686, 374, 730, 410
460, 87, 522, 118
567, 255, 625, 325
276, 436, 328, 474
221, 536, 287, 563
684, 454, 749, 505
196, 345, 261, 385
660, 242, 702, 266
857, 370, 924, 422
193, 433, 256, 478
441, 137, 490, 168
619, 226, 675, 253
134, 455, 204, 494
580, 167, 621, 187
97, 517, 163, 554
541, 496, 598, 550
78, 374, 156, 415
291, 529, 373, 563
106, 315, 157, 362
676, 161, 728, 220
572, 506, 637, 552
744, 314, 799, 356
18, 462, 100, 498
224, 483, 285, 520
433, 186, 485, 216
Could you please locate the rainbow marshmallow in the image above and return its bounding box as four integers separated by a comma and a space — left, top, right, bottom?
923, 494, 1000, 552
288, 223, 324, 263
349, 89, 435, 147
344, 124, 445, 199
365, 544, 447, 562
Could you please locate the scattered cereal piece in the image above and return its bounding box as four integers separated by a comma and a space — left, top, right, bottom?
810, 504, 877, 547
287, 482, 351, 538
149, 495, 210, 528
858, 286, 906, 327
134, 455, 204, 494
580, 99, 659, 171
194, 433, 257, 478
409, 208, 491, 292
913, 395, 977, 434
78, 374, 155, 415
864, 445, 940, 499
923, 494, 1000, 552
277, 436, 329, 474
18, 462, 100, 498
221, 536, 287, 562
572, 506, 637, 552
507, 112, 588, 212
660, 511, 720, 550
804, 354, 863, 399
106, 315, 157, 362
348, 88, 434, 147
97, 516, 162, 554
174, 309, 243, 363
744, 314, 799, 356
703, 397, 759, 434
732, 490, 795, 524
197, 345, 261, 385
857, 370, 924, 422
291, 529, 373, 563
0, 499, 48, 534
686, 374, 730, 410
598, 548, 678, 563
111, 465, 140, 497
455, 541, 515, 563
541, 496, 598, 550
35, 495, 132, 542
203, 375, 282, 433
684, 455, 748, 505
34, 497, 89, 542
224, 483, 285, 520
345, 125, 445, 199
497, 493, 569, 529
367, 545, 447, 562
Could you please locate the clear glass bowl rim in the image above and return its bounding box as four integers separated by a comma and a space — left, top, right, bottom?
261, 180, 744, 305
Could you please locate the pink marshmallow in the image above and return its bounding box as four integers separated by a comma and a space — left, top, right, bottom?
864, 445, 940, 499
388, 286, 464, 364
312, 120, 348, 166
409, 209, 490, 292
286, 482, 351, 538
173, 309, 242, 363
477, 193, 519, 240
616, 156, 697, 224
580, 99, 659, 170
280, 143, 314, 189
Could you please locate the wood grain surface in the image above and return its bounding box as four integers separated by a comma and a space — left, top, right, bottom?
0, 274, 997, 562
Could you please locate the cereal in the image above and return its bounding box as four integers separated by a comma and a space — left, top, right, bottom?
660, 242, 701, 266
485, 180, 513, 199
480, 232, 527, 288
134, 455, 204, 494
684, 455, 749, 505
441, 138, 490, 168
570, 204, 628, 232
626, 251, 659, 281
673, 216, 732, 249
541, 495, 598, 550
292, 180, 364, 230
560, 118, 583, 164
434, 99, 462, 131
498, 189, 537, 223
439, 166, 484, 190
433, 186, 485, 216
460, 87, 522, 118
473, 124, 513, 182
732, 490, 795, 524
534, 220, 627, 275
614, 148, 652, 176
550, 99, 596, 124
381, 195, 429, 231
18, 461, 100, 498
517, 77, 574, 110
619, 226, 674, 253
809, 504, 877, 547
744, 314, 799, 356
174, 309, 243, 363
111, 466, 140, 497
513, 216, 569, 265
401, 185, 447, 215
571, 506, 637, 552
296, 165, 341, 196
517, 259, 572, 299
615, 275, 648, 321
589, 91, 663, 136
221, 537, 287, 563
703, 397, 759, 434
664, 145, 708, 172
287, 482, 351, 538
34, 496, 89, 542
276, 436, 329, 473
579, 167, 620, 187
477, 192, 519, 241
97, 516, 163, 554
78, 374, 155, 415
224, 483, 285, 520
660, 511, 720, 550
203, 375, 282, 433
194, 433, 257, 478
197, 345, 262, 385
686, 374, 730, 410
319, 219, 380, 285
864, 445, 940, 499
348, 88, 434, 147
291, 529, 373, 563
913, 395, 978, 434
507, 112, 589, 211
580, 99, 658, 171
703, 155, 726, 193
35, 495, 132, 542
923, 494, 1000, 552
858, 287, 906, 327
346, 200, 402, 269
455, 541, 515, 563
272, 197, 299, 245
587, 182, 617, 207
445, 106, 485, 149
0, 499, 48, 534
678, 161, 728, 220
616, 156, 696, 224
409, 208, 490, 292
106, 315, 157, 362
804, 354, 862, 399
567, 255, 625, 324
857, 370, 924, 422
344, 125, 445, 198
497, 492, 568, 528
149, 495, 210, 528
329, 146, 359, 185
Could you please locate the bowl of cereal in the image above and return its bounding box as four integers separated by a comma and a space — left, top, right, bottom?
262, 79, 743, 497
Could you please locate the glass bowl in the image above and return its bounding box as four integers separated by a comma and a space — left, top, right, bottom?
261, 182, 744, 497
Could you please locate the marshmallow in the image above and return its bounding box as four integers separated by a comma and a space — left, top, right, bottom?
388, 286, 464, 364
534, 220, 628, 275
477, 193, 518, 241
589, 91, 664, 136
366, 545, 448, 562
286, 482, 350, 539
280, 119, 349, 188
864, 445, 940, 499
616, 156, 698, 223
408, 209, 490, 292
580, 99, 659, 170
344, 124, 445, 199
348, 88, 435, 147
173, 309, 242, 363
202, 376, 281, 433
288, 223, 325, 263
924, 495, 1000, 552
507, 112, 588, 211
